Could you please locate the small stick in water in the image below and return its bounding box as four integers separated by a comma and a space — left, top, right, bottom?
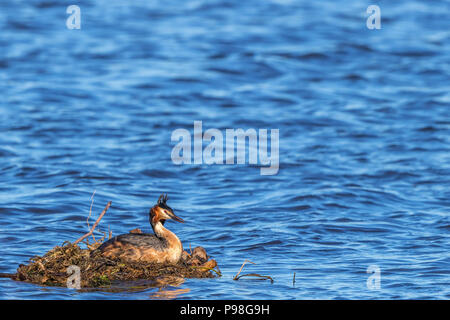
233, 259, 256, 280
233, 260, 274, 283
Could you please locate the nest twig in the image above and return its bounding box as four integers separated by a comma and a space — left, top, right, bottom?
74, 201, 111, 245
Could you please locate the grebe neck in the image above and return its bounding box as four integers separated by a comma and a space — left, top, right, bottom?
152, 220, 176, 240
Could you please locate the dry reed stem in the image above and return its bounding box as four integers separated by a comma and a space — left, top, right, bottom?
233, 259, 255, 280
86, 190, 96, 230
74, 201, 112, 245
233, 259, 273, 283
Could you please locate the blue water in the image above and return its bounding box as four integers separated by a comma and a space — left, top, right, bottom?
0, 0, 449, 299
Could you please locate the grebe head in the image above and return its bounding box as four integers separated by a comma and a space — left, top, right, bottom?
150, 194, 184, 225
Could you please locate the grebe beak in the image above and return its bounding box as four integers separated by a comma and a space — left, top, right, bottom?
159, 206, 184, 223
168, 210, 184, 223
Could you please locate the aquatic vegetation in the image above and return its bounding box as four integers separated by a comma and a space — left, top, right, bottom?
13, 241, 218, 288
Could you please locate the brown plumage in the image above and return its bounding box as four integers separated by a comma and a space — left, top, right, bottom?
97, 194, 184, 264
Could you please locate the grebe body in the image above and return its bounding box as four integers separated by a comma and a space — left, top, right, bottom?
97, 194, 184, 264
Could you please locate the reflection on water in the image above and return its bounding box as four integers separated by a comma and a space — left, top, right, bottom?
151, 288, 191, 300
78, 276, 186, 298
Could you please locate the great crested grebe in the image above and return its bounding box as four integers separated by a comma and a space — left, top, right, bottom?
97, 194, 184, 264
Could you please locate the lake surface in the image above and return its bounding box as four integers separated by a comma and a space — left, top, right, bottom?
0, 0, 449, 299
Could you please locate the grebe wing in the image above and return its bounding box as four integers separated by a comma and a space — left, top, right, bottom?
98, 233, 168, 251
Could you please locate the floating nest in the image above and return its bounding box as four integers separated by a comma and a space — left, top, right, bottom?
12, 241, 219, 288
7, 200, 220, 289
